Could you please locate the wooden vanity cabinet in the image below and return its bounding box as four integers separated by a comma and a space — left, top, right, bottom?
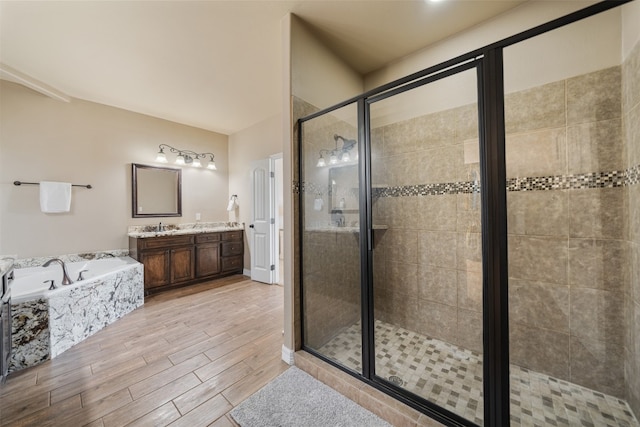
130, 234, 195, 293
195, 233, 221, 277
221, 231, 243, 272
129, 230, 243, 295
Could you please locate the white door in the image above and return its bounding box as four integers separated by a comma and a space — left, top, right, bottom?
250, 158, 274, 284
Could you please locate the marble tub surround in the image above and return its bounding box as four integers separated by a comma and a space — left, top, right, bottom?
0, 255, 16, 276
127, 221, 243, 238
12, 249, 130, 269
9, 256, 143, 372
48, 262, 143, 357
10, 298, 49, 372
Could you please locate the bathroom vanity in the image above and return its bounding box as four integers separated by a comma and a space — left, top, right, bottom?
128, 225, 244, 295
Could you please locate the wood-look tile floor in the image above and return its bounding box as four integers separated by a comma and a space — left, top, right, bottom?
0, 275, 288, 427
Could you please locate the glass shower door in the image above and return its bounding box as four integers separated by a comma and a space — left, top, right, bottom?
300, 101, 363, 374
368, 65, 484, 425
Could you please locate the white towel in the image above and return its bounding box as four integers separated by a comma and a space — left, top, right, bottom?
40, 181, 72, 213
226, 196, 238, 211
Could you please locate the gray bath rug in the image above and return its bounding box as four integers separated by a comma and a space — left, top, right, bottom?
230, 366, 392, 427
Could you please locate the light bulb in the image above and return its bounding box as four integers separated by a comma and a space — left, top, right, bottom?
175, 154, 185, 165
329, 154, 338, 165
341, 151, 350, 162
192, 158, 201, 167
316, 156, 326, 167
207, 161, 217, 170
156, 151, 167, 163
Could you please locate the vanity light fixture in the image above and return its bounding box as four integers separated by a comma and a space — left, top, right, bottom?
156, 144, 216, 170
316, 134, 357, 167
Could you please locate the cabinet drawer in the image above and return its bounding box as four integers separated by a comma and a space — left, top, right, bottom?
221, 242, 243, 256
221, 255, 243, 272
139, 235, 194, 249
195, 233, 220, 243
222, 231, 243, 241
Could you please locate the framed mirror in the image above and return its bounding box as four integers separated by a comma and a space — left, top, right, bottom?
132, 163, 182, 218
328, 164, 358, 214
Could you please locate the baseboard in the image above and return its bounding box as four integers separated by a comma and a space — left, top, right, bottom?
281, 345, 295, 365
243, 268, 251, 276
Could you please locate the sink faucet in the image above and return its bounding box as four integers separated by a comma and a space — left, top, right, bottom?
42, 258, 73, 285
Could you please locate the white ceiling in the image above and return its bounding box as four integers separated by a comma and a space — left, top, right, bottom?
0, 0, 528, 135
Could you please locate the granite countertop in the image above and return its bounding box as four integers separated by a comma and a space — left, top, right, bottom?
128, 221, 244, 238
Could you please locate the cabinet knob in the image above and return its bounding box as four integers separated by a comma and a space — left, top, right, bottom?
249, 224, 254, 228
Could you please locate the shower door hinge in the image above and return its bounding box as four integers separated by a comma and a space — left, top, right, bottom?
271, 218, 275, 224
270, 264, 275, 271
270, 171, 275, 178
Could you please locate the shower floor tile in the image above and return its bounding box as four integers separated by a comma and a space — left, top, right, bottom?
317, 320, 639, 427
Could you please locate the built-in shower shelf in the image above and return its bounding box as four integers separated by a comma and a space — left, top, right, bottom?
305, 224, 388, 234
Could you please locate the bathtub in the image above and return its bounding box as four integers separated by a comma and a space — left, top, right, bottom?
10, 255, 144, 371
12, 257, 140, 303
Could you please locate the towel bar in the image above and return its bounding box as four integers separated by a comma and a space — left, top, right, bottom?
13, 181, 92, 189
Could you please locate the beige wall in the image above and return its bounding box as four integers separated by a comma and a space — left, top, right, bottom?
622, 0, 640, 58
365, 1, 616, 91
291, 15, 363, 112
0, 80, 229, 258
364, 1, 621, 125
228, 113, 283, 270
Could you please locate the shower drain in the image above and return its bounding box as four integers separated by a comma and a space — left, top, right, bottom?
388, 375, 404, 386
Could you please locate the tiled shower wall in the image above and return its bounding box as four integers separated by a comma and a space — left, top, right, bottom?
372, 64, 637, 401
297, 59, 639, 414
624, 39, 640, 418
505, 66, 626, 398
371, 102, 483, 356
302, 229, 360, 349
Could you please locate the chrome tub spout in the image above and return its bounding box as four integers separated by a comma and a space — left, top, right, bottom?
42, 258, 73, 285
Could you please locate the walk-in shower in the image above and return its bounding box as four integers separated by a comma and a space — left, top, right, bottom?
297, 2, 639, 426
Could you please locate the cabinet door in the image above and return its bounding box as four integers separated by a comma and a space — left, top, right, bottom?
140, 249, 170, 289
171, 246, 195, 283
196, 243, 220, 277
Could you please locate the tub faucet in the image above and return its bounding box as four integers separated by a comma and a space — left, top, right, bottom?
42, 258, 73, 285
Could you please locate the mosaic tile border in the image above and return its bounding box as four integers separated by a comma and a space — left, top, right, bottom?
295, 164, 640, 197
506, 169, 628, 192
